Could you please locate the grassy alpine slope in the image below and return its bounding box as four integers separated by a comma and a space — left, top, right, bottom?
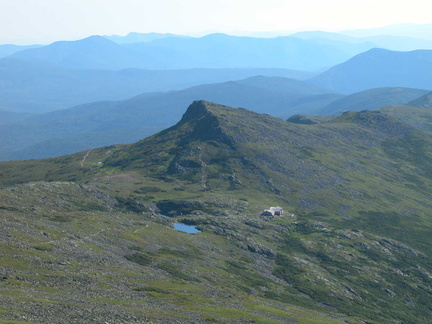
1, 101, 432, 323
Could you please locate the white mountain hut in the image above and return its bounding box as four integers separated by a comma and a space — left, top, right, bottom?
261, 206, 284, 216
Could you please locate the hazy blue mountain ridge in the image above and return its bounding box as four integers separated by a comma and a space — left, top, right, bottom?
0, 44, 42, 58
0, 110, 35, 125
104, 32, 190, 44
125, 33, 375, 71
310, 48, 432, 93
7, 33, 376, 71
10, 35, 162, 70
5, 32, 432, 115
290, 30, 432, 51
0, 57, 311, 113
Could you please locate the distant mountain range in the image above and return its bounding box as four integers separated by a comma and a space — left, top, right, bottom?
6, 28, 432, 72
3, 45, 432, 115
292, 28, 432, 51
104, 32, 189, 44
0, 44, 41, 58
5, 25, 432, 72
7, 33, 374, 71
2, 31, 432, 115
0, 110, 34, 125
10, 35, 168, 70
0, 58, 311, 113
310, 48, 432, 93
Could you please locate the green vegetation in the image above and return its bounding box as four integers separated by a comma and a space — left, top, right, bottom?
1, 101, 432, 323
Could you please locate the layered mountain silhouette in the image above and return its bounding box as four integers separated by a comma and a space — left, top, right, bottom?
6, 34, 432, 116
10, 36, 154, 70
310, 48, 432, 93
4, 30, 432, 115
0, 58, 310, 113
104, 32, 189, 44
0, 44, 41, 58
291, 30, 432, 51
8, 33, 374, 71
0, 110, 34, 125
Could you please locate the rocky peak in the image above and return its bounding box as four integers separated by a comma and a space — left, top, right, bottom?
172, 101, 236, 146
178, 100, 213, 124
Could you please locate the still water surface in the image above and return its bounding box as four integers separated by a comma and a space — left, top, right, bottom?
174, 223, 201, 234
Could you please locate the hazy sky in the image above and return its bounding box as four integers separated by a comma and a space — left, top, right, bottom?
1, 0, 432, 44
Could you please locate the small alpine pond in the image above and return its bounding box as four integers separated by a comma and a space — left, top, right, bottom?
173, 222, 201, 234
